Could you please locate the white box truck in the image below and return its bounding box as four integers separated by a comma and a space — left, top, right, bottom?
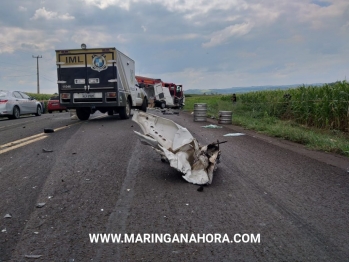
55, 46, 148, 120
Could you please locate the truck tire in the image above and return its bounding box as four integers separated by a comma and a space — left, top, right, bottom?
160, 101, 166, 109
76, 108, 90, 120
119, 99, 131, 119
141, 98, 147, 112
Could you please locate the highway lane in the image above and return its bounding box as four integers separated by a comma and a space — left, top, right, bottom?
0, 110, 348, 261
0, 112, 74, 145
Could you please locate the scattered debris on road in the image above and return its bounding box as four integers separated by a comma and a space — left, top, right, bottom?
223, 133, 245, 137
1, 228, 6, 233
132, 111, 223, 185
24, 255, 42, 259
201, 124, 223, 129
42, 148, 53, 153
4, 214, 12, 218
44, 128, 54, 133
36, 203, 46, 208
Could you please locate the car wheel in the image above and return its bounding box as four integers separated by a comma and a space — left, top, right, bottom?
35, 105, 42, 116
141, 98, 148, 112
48, 111, 52, 113
161, 101, 166, 109
76, 108, 90, 120
119, 99, 131, 119
59, 110, 62, 113
12, 106, 20, 119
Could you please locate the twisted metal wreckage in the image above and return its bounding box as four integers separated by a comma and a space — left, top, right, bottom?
132, 111, 224, 185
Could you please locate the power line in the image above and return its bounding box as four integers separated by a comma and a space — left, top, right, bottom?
41, 75, 55, 82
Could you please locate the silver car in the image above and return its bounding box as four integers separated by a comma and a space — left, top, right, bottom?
0, 90, 42, 119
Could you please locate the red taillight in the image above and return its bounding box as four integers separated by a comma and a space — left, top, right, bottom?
61, 93, 70, 99
0, 99, 8, 104
106, 92, 117, 98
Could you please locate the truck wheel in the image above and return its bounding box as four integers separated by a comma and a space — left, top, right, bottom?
160, 101, 166, 109
107, 110, 114, 116
35, 105, 42, 116
76, 108, 90, 120
141, 98, 147, 112
119, 99, 131, 119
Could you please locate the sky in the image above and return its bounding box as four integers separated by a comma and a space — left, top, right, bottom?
0, 0, 348, 94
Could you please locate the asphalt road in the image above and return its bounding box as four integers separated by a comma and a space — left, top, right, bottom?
0, 110, 348, 261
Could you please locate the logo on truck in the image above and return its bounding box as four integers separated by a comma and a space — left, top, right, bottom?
91, 54, 107, 72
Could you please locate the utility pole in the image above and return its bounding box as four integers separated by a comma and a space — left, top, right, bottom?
32, 55, 42, 94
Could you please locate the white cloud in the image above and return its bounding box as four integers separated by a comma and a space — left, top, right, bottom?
0, 27, 66, 54
70, 29, 125, 46
202, 22, 254, 48
30, 7, 75, 20
18, 6, 27, 12
83, 0, 132, 10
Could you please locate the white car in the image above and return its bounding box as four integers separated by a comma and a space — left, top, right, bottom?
0, 90, 42, 119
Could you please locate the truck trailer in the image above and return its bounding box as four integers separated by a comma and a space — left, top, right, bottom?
55, 45, 147, 120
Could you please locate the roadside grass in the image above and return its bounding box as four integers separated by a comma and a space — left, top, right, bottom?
26, 93, 53, 101
184, 89, 349, 157
231, 113, 349, 156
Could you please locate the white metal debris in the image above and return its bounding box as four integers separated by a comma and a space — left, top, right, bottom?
132, 111, 222, 185
223, 133, 245, 137
201, 124, 223, 129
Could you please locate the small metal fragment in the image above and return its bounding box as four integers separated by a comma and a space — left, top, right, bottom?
36, 203, 46, 208
223, 133, 245, 137
24, 255, 42, 259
